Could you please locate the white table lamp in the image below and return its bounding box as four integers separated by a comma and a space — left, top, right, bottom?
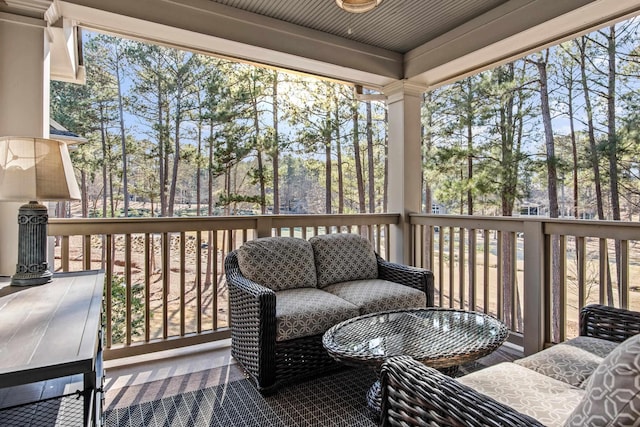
0, 137, 81, 286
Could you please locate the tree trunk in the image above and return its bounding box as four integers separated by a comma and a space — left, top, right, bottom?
567, 76, 579, 219
115, 43, 129, 217
205, 117, 215, 287
383, 109, 388, 213
423, 92, 433, 215
157, 76, 167, 217
168, 81, 183, 216
366, 100, 375, 213
577, 37, 605, 220
196, 104, 203, 216
272, 71, 280, 214
325, 135, 332, 214
353, 101, 366, 212
335, 100, 344, 213
606, 27, 622, 305
100, 105, 108, 219
577, 37, 613, 304
534, 52, 560, 342
81, 170, 88, 218
466, 80, 474, 215
253, 99, 266, 214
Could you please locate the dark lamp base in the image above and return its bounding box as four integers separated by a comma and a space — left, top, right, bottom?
10, 201, 52, 287
11, 270, 53, 286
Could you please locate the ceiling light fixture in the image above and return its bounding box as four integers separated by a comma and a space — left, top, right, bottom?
335, 0, 382, 13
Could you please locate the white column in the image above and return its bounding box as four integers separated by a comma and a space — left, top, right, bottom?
0, 13, 50, 276
383, 81, 427, 264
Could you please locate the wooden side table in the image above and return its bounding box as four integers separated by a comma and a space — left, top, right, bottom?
0, 270, 105, 426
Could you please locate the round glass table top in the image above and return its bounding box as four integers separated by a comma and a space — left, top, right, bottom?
322, 308, 509, 369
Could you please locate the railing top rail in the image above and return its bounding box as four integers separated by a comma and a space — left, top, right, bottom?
49, 213, 401, 236
410, 214, 525, 232
49, 215, 260, 235
270, 213, 399, 227
410, 214, 640, 240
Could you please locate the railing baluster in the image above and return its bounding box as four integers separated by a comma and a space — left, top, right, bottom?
497, 230, 503, 322
469, 228, 476, 311
196, 230, 202, 334
559, 235, 567, 342
449, 227, 455, 308
180, 231, 186, 337
213, 230, 219, 330
428, 226, 434, 271
125, 234, 132, 346
83, 235, 91, 270
162, 232, 170, 340
599, 238, 607, 305
106, 234, 113, 349
144, 233, 151, 342
577, 236, 586, 311
61, 236, 70, 272
511, 232, 517, 331
483, 229, 489, 314
620, 239, 629, 309
438, 226, 444, 307
458, 228, 465, 310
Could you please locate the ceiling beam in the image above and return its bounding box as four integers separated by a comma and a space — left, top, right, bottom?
56, 0, 402, 88
405, 0, 640, 89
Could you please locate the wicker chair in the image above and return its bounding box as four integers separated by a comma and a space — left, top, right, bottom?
379, 304, 640, 427
225, 234, 434, 394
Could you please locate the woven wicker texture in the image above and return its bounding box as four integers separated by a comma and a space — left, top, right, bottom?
380, 356, 544, 427
323, 308, 509, 370
580, 304, 640, 342
225, 247, 434, 393
379, 304, 640, 427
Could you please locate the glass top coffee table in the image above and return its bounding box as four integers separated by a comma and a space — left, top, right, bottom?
322, 308, 509, 413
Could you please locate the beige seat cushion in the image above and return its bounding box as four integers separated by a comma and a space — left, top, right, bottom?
323, 279, 426, 315
458, 362, 584, 427
564, 334, 640, 427
275, 288, 359, 341
309, 233, 378, 287
515, 336, 619, 388
237, 237, 317, 291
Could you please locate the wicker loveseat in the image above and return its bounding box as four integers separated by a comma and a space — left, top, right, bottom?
224, 233, 434, 394
380, 304, 640, 426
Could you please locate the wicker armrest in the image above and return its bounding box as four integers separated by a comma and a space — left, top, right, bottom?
225, 251, 277, 389
376, 255, 434, 306
380, 356, 544, 427
580, 304, 640, 343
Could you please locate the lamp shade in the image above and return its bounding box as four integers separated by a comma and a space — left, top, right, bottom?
336, 0, 382, 13
0, 136, 81, 201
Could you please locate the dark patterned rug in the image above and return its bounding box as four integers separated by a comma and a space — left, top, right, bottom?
103, 354, 505, 427
104, 367, 379, 427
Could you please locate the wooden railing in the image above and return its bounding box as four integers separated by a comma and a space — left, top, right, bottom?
48, 214, 398, 359
410, 214, 640, 354
49, 211, 640, 360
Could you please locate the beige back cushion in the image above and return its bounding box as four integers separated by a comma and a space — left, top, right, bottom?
236, 237, 317, 291
564, 334, 640, 426
309, 233, 378, 288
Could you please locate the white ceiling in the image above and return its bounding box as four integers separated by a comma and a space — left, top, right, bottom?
208, 0, 509, 53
